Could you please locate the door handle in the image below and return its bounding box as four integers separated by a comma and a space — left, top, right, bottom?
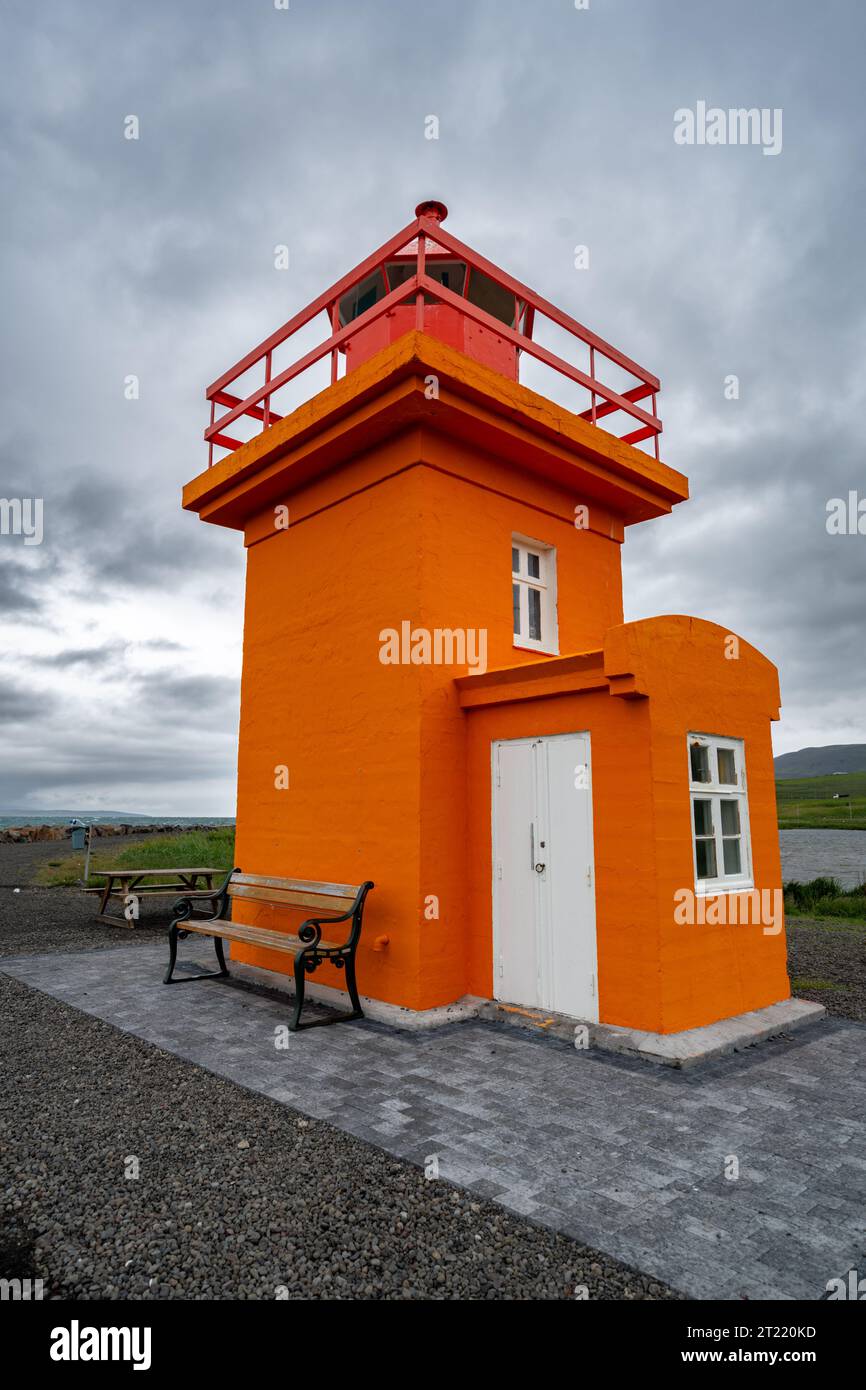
531, 825, 545, 873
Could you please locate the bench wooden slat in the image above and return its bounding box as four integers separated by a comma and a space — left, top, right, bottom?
227, 882, 356, 912
180, 920, 341, 953
230, 872, 360, 897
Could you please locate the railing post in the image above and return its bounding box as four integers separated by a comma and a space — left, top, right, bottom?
330, 302, 339, 383
208, 399, 215, 468
652, 391, 659, 459
415, 233, 426, 332
263, 350, 272, 431
589, 346, 597, 424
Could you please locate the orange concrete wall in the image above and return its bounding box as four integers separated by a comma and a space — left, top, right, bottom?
414, 452, 625, 1008
462, 617, 789, 1034
463, 686, 663, 1026
607, 617, 789, 1033
229, 424, 626, 1011
221, 399, 787, 1031
230, 459, 426, 1003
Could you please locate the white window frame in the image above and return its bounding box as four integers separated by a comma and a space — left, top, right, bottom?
687, 733, 753, 894
511, 535, 558, 655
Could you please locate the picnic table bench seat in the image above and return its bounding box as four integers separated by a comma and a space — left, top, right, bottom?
85, 868, 223, 927
164, 869, 374, 1031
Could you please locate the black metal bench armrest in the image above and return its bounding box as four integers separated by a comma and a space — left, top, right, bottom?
297, 880, 374, 951
171, 866, 238, 925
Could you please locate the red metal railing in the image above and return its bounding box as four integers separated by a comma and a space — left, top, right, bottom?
204, 210, 662, 466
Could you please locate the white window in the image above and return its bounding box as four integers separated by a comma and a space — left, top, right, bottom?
687, 733, 753, 892
512, 536, 557, 653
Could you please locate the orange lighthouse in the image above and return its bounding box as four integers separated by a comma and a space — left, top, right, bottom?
183, 201, 791, 1040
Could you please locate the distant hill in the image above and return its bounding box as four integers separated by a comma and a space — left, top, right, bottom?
775, 745, 866, 780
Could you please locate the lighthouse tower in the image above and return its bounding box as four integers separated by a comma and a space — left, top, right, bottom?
183, 201, 790, 1038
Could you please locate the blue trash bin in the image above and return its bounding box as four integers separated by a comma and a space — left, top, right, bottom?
70, 824, 86, 850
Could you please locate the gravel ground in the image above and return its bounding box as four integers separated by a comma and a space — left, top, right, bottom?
0, 884, 172, 958
787, 916, 866, 1023
0, 837, 187, 958
0, 840, 681, 1301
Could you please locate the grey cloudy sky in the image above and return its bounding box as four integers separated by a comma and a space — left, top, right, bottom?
1, 0, 863, 814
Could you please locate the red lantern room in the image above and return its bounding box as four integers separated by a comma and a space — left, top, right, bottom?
337, 201, 531, 379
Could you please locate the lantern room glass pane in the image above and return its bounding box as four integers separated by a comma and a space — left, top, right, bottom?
466, 267, 517, 327
424, 260, 467, 295
338, 272, 385, 326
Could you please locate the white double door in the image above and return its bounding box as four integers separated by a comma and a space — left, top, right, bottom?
492, 733, 598, 1022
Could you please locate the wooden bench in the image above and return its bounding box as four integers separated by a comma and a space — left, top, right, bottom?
163, 868, 374, 1031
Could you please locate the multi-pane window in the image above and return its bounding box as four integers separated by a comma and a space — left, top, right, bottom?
512, 537, 557, 652
688, 734, 752, 890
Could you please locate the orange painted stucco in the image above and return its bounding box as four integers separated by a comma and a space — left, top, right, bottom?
183, 331, 790, 1034
458, 619, 787, 1034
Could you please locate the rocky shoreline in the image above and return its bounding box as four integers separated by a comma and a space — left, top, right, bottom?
0, 822, 232, 845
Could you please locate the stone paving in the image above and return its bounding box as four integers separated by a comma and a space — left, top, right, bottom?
3, 941, 866, 1300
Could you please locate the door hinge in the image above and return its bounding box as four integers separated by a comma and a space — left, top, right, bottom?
498, 954, 504, 978
586, 865, 593, 887
495, 861, 502, 880
590, 973, 596, 997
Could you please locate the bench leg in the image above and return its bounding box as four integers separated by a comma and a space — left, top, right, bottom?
288, 952, 364, 1030
214, 934, 228, 975
164, 925, 179, 983
344, 954, 364, 1020
289, 953, 307, 1031
164, 927, 230, 984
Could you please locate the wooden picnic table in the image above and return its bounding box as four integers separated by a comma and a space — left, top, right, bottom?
85, 867, 223, 928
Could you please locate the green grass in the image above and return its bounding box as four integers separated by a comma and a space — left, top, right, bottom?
38, 827, 236, 887
777, 770, 866, 829
784, 876, 866, 924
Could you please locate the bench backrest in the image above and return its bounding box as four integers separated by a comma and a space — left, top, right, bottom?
227, 873, 361, 916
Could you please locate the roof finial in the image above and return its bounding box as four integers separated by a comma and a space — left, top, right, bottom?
415, 199, 448, 223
